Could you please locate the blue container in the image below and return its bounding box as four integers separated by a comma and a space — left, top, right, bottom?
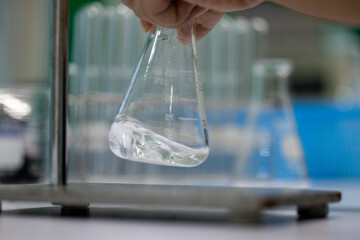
294, 100, 360, 179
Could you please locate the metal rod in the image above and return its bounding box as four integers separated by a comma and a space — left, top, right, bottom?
50, 0, 69, 186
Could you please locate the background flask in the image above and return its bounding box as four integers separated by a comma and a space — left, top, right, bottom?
108, 26, 209, 167
235, 59, 308, 186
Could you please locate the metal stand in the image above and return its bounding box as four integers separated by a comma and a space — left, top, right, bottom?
0, 0, 342, 220
50, 0, 68, 187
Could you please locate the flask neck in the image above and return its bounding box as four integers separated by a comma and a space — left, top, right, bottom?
153, 25, 194, 46
252, 59, 293, 105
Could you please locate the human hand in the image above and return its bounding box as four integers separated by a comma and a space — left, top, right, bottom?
184, 0, 265, 12
122, 0, 223, 44
122, 0, 265, 43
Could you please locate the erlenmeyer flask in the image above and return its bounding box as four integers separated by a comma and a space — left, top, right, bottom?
108, 25, 209, 167
237, 59, 307, 185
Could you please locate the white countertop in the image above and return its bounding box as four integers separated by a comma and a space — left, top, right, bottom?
0, 180, 359, 240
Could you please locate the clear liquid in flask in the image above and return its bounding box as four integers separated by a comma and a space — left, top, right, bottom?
109, 114, 209, 167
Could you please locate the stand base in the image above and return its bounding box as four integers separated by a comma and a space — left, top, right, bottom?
0, 183, 340, 220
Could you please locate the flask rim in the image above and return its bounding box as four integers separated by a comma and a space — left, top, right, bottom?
253, 58, 293, 79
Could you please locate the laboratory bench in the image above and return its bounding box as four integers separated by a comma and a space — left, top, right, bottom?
0, 180, 358, 240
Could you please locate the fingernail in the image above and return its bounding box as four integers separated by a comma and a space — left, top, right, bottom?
178, 25, 192, 45
140, 20, 153, 32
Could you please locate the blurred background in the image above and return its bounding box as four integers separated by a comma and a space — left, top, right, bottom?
0, 0, 359, 185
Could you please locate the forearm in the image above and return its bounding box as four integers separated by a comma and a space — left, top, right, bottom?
269, 0, 360, 26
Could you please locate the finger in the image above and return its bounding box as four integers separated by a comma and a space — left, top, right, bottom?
175, 5, 208, 42
143, 0, 199, 28
183, 0, 264, 12
177, 9, 224, 44
140, 19, 155, 32
177, 24, 192, 45
179, 6, 208, 28
176, 7, 212, 45
185, 6, 209, 21
152, 1, 195, 27
123, 0, 207, 29
194, 9, 225, 41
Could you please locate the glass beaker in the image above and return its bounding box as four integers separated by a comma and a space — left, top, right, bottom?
235, 59, 308, 186
108, 25, 209, 167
